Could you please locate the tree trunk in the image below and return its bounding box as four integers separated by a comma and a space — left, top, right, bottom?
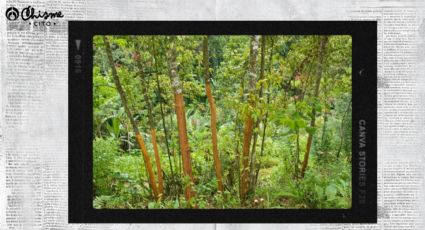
320, 75, 336, 150
133, 50, 165, 196
295, 129, 300, 178
170, 112, 182, 177
337, 98, 352, 158
166, 38, 194, 201
321, 112, 329, 146
240, 35, 260, 201
249, 36, 266, 192
300, 36, 329, 178
234, 62, 247, 198
151, 37, 178, 198
203, 36, 224, 192
255, 37, 275, 186
103, 36, 159, 200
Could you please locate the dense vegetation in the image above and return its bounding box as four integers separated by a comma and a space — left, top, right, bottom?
92, 35, 352, 209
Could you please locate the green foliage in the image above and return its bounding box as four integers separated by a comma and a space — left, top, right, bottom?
93, 137, 120, 196
93, 138, 150, 208
264, 156, 351, 209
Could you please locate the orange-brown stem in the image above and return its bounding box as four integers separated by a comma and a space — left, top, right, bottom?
203, 36, 224, 192
136, 133, 160, 199
240, 35, 260, 201
133, 49, 165, 196
300, 36, 329, 177
174, 93, 194, 200
151, 128, 164, 195
103, 36, 159, 200
167, 40, 195, 201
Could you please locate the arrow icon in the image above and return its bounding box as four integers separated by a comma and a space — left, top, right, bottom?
75, 39, 81, 51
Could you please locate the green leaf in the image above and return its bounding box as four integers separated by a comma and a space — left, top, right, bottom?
315, 101, 323, 112
112, 118, 120, 136
198, 200, 206, 208
315, 185, 324, 199
305, 126, 317, 135
148, 202, 156, 209
173, 199, 180, 208
295, 118, 306, 129
325, 184, 338, 200
282, 117, 296, 130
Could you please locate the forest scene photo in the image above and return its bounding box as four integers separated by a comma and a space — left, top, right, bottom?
92, 35, 352, 209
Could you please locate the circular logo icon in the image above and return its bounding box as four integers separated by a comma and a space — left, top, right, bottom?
6, 7, 19, 21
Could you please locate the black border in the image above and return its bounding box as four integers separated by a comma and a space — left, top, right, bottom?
69, 21, 377, 223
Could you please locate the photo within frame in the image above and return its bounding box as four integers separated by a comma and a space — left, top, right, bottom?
69, 21, 377, 223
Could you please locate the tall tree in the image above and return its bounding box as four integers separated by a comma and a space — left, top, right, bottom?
166, 36, 194, 201
102, 36, 159, 200
203, 36, 224, 192
234, 62, 247, 198
240, 35, 260, 201
133, 48, 164, 196
151, 37, 178, 197
300, 36, 329, 177
249, 35, 266, 191
256, 36, 275, 187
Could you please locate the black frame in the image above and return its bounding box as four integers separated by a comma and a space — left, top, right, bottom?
69, 21, 377, 223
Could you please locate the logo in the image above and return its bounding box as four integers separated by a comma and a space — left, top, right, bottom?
5, 7, 19, 21
5, 6, 64, 27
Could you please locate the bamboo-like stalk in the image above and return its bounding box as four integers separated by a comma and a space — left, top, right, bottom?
255, 36, 275, 187
240, 35, 260, 201
249, 36, 266, 192
151, 37, 178, 197
202, 36, 224, 192
103, 36, 159, 200
300, 36, 329, 177
166, 37, 194, 201
133, 49, 164, 196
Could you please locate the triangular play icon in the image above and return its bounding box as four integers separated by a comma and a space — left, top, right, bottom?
75, 39, 81, 51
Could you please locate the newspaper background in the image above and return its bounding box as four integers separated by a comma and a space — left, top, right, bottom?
1, 0, 424, 229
